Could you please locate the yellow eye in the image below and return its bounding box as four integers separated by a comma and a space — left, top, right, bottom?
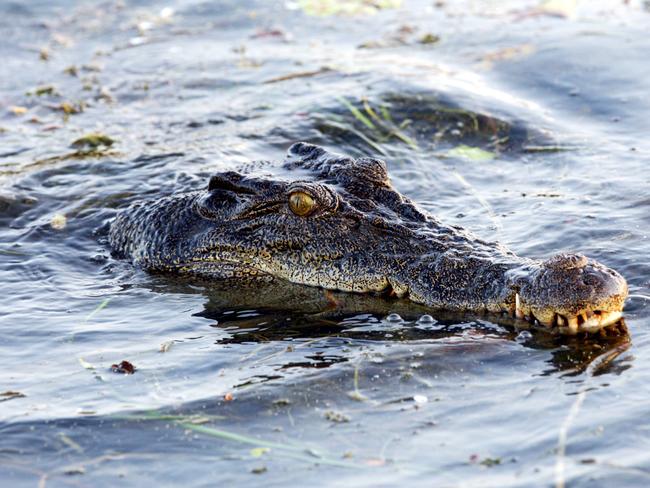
288, 191, 316, 216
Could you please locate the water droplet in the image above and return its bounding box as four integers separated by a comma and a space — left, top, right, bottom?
417, 314, 436, 324
386, 313, 402, 322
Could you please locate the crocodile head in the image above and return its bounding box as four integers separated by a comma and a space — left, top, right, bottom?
109, 142, 628, 335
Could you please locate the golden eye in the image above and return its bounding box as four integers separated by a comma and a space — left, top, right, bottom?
288, 191, 316, 217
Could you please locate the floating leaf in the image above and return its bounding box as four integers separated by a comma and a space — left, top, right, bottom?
71, 133, 115, 150
480, 457, 502, 467
59, 101, 84, 115
418, 33, 440, 45
78, 357, 95, 370
33, 85, 56, 96
447, 145, 495, 161
251, 447, 271, 457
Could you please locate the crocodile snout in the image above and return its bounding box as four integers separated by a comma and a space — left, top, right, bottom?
515, 253, 628, 334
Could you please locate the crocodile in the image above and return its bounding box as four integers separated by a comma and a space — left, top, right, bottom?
109, 142, 628, 335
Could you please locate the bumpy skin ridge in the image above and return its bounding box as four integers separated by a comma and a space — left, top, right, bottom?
109, 143, 628, 334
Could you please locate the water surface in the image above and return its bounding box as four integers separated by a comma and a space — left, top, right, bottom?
1, 1, 650, 487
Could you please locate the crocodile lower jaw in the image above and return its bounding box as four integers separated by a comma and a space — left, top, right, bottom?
513, 293, 623, 335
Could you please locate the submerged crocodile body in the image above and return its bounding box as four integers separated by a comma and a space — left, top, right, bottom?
109, 143, 628, 335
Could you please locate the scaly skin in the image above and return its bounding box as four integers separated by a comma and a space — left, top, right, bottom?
109, 143, 628, 335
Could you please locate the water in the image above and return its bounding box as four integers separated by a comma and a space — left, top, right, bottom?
1, 0, 650, 486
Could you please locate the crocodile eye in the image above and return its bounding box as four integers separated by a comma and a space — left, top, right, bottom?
288, 191, 316, 217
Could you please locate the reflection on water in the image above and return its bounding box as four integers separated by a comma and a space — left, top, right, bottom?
193, 280, 632, 375
1, 0, 650, 487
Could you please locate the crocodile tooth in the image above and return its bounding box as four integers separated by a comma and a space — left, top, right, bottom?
567, 316, 579, 334
582, 315, 602, 332
515, 293, 524, 319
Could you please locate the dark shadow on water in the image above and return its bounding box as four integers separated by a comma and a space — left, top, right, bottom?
267, 88, 559, 163
146, 275, 633, 377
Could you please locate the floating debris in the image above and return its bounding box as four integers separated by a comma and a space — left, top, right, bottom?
250, 447, 271, 457
480, 457, 502, 467
522, 145, 571, 153
9, 106, 28, 116
130, 413, 362, 468
330, 96, 418, 150
63, 466, 86, 476
0, 391, 26, 402
348, 361, 368, 401
50, 213, 67, 230
58, 101, 85, 115
337, 96, 376, 130
110, 360, 136, 374
272, 398, 291, 407
76, 407, 97, 415
32, 85, 57, 97
324, 410, 350, 423
418, 33, 440, 44
58, 433, 84, 453
63, 65, 78, 76
447, 144, 495, 161
71, 133, 116, 150
264, 66, 333, 84
78, 357, 95, 370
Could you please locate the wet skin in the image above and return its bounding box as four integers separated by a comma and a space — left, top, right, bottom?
109, 143, 628, 335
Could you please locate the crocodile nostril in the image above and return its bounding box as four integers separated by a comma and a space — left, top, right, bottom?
583, 273, 601, 287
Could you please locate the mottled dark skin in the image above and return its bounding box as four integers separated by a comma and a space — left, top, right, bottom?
110, 143, 628, 335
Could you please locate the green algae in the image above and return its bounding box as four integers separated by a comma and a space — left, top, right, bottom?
31, 85, 57, 96
447, 144, 496, 161
71, 133, 116, 150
